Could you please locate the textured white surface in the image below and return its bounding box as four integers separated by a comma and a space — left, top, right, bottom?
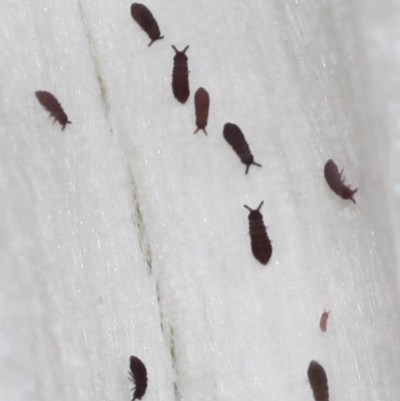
1, 1, 400, 401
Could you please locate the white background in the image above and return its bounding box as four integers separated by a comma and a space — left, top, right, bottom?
1, 1, 400, 400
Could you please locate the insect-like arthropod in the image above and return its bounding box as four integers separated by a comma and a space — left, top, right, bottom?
128, 355, 148, 401
244, 201, 272, 265
35, 90, 71, 130
171, 45, 190, 103
324, 159, 358, 203
223, 123, 261, 174
307, 360, 329, 401
194, 87, 210, 135
130, 3, 164, 46
319, 309, 330, 332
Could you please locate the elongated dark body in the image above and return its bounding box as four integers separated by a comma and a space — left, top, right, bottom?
194, 87, 210, 135
35, 90, 71, 130
131, 3, 164, 46
244, 201, 272, 265
129, 356, 148, 400
171, 45, 190, 103
307, 360, 329, 401
319, 310, 330, 332
324, 159, 358, 203
223, 123, 261, 174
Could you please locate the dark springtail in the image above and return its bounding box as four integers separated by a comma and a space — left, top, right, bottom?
35, 91, 71, 130
130, 3, 164, 46
171, 45, 190, 103
307, 360, 329, 401
324, 159, 357, 203
129, 356, 148, 401
194, 87, 210, 135
223, 123, 261, 174
244, 201, 272, 265
319, 310, 330, 332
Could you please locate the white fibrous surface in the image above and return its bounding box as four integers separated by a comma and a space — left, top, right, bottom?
1, 1, 400, 401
